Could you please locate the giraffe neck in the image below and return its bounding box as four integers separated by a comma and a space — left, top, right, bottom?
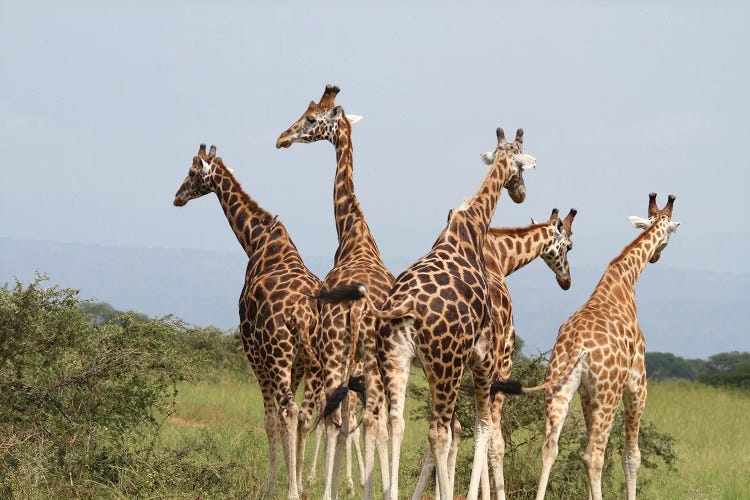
331, 116, 382, 265
596, 223, 666, 295
208, 162, 293, 264
486, 224, 552, 276
447, 156, 511, 252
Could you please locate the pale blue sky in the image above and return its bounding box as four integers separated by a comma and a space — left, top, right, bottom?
2, 2, 749, 275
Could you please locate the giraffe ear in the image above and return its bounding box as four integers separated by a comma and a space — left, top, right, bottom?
200, 158, 211, 173
531, 217, 539, 224
628, 216, 651, 229
345, 114, 363, 125
330, 106, 343, 121
480, 151, 495, 165
513, 153, 536, 171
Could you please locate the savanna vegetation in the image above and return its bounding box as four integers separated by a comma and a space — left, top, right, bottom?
1, 277, 748, 498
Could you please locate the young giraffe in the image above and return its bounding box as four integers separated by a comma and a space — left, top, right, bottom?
325, 128, 536, 500
497, 193, 680, 500
412, 208, 577, 500
276, 84, 393, 500
173, 144, 323, 500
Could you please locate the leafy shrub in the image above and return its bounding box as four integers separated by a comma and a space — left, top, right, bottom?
0, 276, 205, 496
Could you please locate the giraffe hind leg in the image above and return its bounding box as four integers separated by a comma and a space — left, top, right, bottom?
536, 363, 583, 500
622, 378, 646, 500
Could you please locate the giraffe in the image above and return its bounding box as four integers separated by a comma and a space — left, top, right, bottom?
495, 193, 680, 500
173, 144, 324, 500
321, 127, 536, 500
276, 84, 394, 500
412, 207, 577, 500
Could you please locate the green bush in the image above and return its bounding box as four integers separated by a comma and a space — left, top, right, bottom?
0, 276, 207, 496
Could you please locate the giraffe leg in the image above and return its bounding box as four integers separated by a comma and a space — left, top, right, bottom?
308, 420, 324, 484
375, 402, 391, 497
344, 393, 357, 494
487, 392, 506, 500
277, 388, 300, 500
261, 387, 280, 499
622, 378, 646, 500
352, 424, 365, 488
296, 374, 318, 492
429, 412, 454, 500
467, 366, 493, 500
330, 390, 353, 499
322, 406, 342, 500
447, 414, 462, 494
381, 331, 413, 500
411, 445, 435, 500
480, 458, 490, 500
582, 402, 619, 500
536, 364, 582, 500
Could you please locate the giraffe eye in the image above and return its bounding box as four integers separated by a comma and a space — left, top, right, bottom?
306, 116, 316, 124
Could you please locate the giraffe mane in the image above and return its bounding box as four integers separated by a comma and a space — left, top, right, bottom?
213, 159, 273, 221
487, 222, 549, 237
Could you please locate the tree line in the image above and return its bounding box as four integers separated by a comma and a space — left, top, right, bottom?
646, 351, 750, 389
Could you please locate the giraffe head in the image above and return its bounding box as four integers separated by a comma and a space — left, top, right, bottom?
173, 143, 221, 206
480, 128, 536, 203
538, 208, 577, 290
276, 84, 362, 148
628, 192, 680, 263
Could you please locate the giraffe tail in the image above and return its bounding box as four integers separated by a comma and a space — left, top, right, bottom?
491, 348, 587, 396
318, 376, 367, 423
317, 284, 416, 320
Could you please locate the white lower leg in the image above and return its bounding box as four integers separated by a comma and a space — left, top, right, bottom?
279, 405, 300, 500
308, 422, 324, 484
353, 427, 365, 487
321, 420, 340, 500
411, 446, 435, 500
467, 419, 492, 500
480, 457, 490, 500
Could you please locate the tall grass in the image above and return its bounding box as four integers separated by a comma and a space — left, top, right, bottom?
151, 377, 748, 499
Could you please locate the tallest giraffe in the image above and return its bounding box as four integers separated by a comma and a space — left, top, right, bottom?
277, 84, 393, 500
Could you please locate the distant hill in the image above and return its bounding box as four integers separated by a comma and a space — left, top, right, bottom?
2, 237, 748, 359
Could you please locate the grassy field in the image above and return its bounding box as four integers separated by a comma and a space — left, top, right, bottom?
156, 374, 749, 499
